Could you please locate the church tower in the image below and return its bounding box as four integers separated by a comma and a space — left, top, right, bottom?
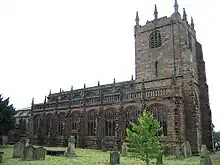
134, 0, 213, 153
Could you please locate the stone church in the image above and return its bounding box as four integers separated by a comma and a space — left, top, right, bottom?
16, 1, 213, 154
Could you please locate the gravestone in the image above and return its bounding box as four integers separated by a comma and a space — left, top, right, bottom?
22, 145, 35, 161
34, 147, 46, 160
101, 139, 106, 151
156, 153, 163, 165
65, 136, 76, 157
25, 139, 30, 147
13, 142, 25, 158
200, 145, 212, 165
21, 138, 30, 147
110, 151, 120, 165
175, 145, 181, 159
180, 141, 192, 158
121, 142, 128, 157
185, 141, 192, 157
1, 136, 8, 148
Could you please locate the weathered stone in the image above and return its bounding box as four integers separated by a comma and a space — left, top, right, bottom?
121, 142, 128, 157
200, 145, 212, 165
180, 141, 192, 158
25, 139, 30, 147
175, 145, 183, 159
13, 142, 25, 158
185, 141, 192, 156
110, 151, 120, 165
65, 136, 76, 157
21, 138, 30, 147
69, 136, 75, 145
1, 136, 8, 148
201, 145, 208, 158
22, 145, 35, 161
34, 147, 46, 160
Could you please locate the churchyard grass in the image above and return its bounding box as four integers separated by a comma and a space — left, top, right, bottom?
1, 145, 220, 165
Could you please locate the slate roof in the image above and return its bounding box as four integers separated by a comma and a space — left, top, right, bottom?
14, 107, 31, 118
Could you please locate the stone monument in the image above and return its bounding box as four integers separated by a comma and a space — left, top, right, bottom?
13, 142, 25, 158
110, 151, 120, 165
121, 142, 128, 157
65, 136, 76, 157
200, 145, 212, 165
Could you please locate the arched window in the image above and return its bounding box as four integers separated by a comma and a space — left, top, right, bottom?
148, 104, 168, 136
149, 31, 162, 48
125, 106, 141, 133
33, 115, 40, 135
105, 111, 116, 136
20, 118, 26, 134
58, 122, 63, 135
87, 111, 96, 136
58, 113, 65, 135
45, 114, 52, 136
71, 111, 80, 131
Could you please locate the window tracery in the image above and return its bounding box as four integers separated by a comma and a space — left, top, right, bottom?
125, 106, 141, 135
87, 111, 96, 136
149, 31, 162, 48
148, 104, 168, 136
45, 114, 52, 135
58, 113, 65, 135
105, 111, 116, 136
71, 112, 80, 131
33, 115, 40, 135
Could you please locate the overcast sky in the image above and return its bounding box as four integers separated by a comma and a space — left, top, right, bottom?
0, 0, 219, 130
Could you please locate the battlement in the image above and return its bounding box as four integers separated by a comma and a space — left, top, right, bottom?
135, 1, 196, 38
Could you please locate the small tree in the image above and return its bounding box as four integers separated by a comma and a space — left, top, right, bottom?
126, 110, 165, 165
0, 95, 16, 135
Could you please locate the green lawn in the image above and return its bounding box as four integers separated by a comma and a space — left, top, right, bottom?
0, 145, 220, 165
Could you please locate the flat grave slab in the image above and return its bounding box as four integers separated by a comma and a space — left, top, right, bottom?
46, 150, 65, 156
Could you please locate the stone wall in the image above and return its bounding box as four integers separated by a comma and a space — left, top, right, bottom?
196, 42, 213, 150
29, 84, 181, 151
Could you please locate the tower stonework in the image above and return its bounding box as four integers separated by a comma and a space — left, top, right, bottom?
135, 3, 212, 152
15, 1, 212, 154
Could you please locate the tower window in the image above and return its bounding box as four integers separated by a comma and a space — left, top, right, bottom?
149, 31, 162, 48
155, 61, 158, 76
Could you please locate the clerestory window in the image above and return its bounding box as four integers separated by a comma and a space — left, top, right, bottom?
149, 31, 162, 48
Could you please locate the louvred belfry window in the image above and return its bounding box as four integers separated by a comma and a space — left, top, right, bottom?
149, 31, 162, 48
